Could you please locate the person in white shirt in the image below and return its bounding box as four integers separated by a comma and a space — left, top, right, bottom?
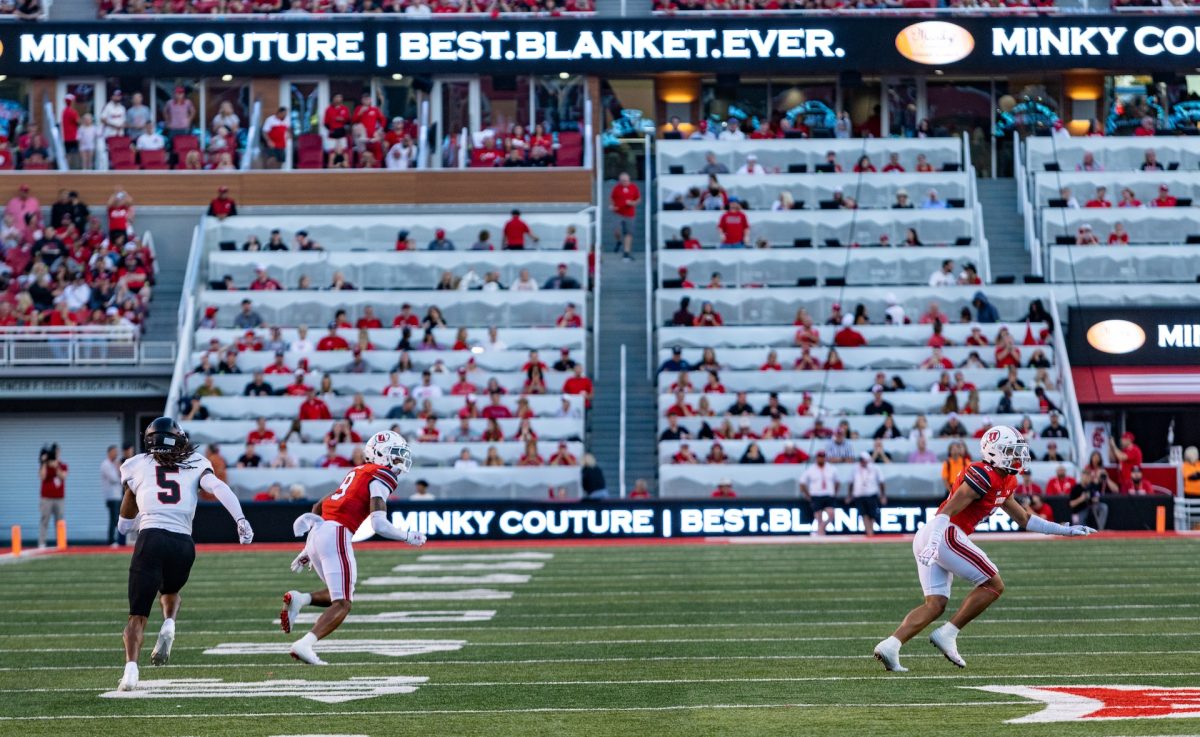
410, 371, 444, 401
100, 445, 123, 547
385, 139, 416, 170
511, 269, 539, 292
921, 188, 948, 210
884, 294, 906, 325
718, 118, 746, 141
928, 259, 957, 288
100, 90, 127, 138
800, 449, 839, 535
61, 273, 92, 311
135, 123, 165, 152
405, 0, 432, 14
409, 479, 436, 500
453, 449, 479, 469
735, 153, 767, 175
848, 452, 887, 537
292, 325, 315, 355
483, 325, 507, 352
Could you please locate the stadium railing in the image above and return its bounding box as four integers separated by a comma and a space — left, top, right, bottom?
225, 465, 583, 500
658, 246, 981, 287
0, 327, 176, 367
656, 138, 963, 177
657, 171, 971, 210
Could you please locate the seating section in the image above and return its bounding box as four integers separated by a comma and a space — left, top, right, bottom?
179, 211, 593, 500
654, 0, 1044, 10
1023, 137, 1200, 283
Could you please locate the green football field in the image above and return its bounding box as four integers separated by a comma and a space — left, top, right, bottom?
1, 536, 1199, 737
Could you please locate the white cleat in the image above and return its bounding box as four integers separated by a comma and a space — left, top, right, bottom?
280, 591, 303, 635
117, 661, 139, 691
150, 620, 175, 666
873, 638, 908, 672
290, 639, 328, 666
930, 626, 967, 668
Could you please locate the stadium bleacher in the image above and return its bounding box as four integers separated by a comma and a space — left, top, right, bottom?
175, 210, 592, 499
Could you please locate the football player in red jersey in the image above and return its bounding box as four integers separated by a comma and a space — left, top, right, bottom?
873, 425, 1094, 672
280, 431, 426, 665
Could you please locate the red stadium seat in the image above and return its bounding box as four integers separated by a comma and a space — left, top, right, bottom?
556, 131, 583, 167
105, 136, 132, 152
139, 149, 168, 170
297, 133, 323, 152
22, 160, 52, 170
296, 148, 324, 169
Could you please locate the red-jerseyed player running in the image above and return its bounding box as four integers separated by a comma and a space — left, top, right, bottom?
874, 425, 1094, 672
281, 431, 427, 664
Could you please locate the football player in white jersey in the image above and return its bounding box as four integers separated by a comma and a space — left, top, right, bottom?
115, 417, 254, 691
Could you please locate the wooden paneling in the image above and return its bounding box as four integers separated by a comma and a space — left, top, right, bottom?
4, 169, 593, 207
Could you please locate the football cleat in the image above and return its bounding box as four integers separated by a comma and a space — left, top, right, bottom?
289, 638, 328, 666
149, 620, 175, 666
280, 591, 303, 635
873, 638, 908, 672
117, 661, 139, 691
930, 626, 967, 668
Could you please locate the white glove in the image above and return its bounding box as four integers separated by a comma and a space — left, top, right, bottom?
236, 518, 254, 545
1064, 524, 1097, 536
404, 530, 427, 547
917, 540, 939, 567
289, 549, 312, 573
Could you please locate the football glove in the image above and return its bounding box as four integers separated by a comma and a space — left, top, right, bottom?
290, 549, 312, 573
1064, 524, 1097, 536
236, 518, 254, 545
404, 530, 428, 547
917, 540, 940, 567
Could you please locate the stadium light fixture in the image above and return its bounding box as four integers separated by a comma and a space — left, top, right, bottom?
221, 74, 233, 82
392, 73, 404, 81
559, 72, 570, 80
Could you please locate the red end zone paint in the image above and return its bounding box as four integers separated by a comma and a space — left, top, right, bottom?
22, 529, 1200, 558
975, 685, 1200, 723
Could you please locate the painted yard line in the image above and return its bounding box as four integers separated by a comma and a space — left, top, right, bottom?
9, 671, 1200, 694
0, 700, 1044, 721
4, 589, 1195, 615
7, 652, 1200, 673
390, 563, 546, 571
0, 616, 1195, 641
4, 619, 1195, 643
361, 575, 533, 585
4, 602, 1193, 628
287, 611, 496, 624
416, 553, 554, 561
8, 632, 1200, 655
204, 640, 467, 658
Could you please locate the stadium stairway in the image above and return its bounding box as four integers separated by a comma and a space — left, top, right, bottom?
136, 210, 196, 344
978, 178, 1033, 281
590, 180, 658, 494
46, 0, 96, 20
595, 0, 650, 15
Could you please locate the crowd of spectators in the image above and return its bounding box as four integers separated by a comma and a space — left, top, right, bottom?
654, 0, 1049, 11
99, 0, 590, 16
0, 186, 156, 330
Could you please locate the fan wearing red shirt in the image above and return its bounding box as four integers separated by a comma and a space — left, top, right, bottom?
881, 153, 905, 173
562, 364, 594, 408
548, 441, 578, 466
356, 307, 383, 329
392, 304, 420, 328
1044, 468, 1076, 496
556, 303, 583, 328
450, 368, 478, 396
267, 355, 294, 376
323, 94, 352, 139
774, 442, 810, 464
610, 172, 641, 259
673, 444, 700, 464
317, 324, 350, 351
718, 202, 750, 247
345, 394, 374, 421
61, 95, 80, 152
502, 209, 539, 250
666, 390, 695, 417
1084, 186, 1111, 208
677, 266, 696, 288
352, 93, 385, 140
207, 187, 238, 220
834, 325, 868, 347
299, 390, 332, 420
1153, 184, 1177, 207
247, 417, 276, 445
250, 266, 282, 291
760, 350, 783, 371
1110, 432, 1143, 490
107, 199, 133, 239
417, 417, 440, 443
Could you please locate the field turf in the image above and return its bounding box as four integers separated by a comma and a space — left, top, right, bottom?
0, 535, 1198, 737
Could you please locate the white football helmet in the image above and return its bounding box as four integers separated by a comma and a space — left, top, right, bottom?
364, 430, 413, 474
979, 424, 1030, 474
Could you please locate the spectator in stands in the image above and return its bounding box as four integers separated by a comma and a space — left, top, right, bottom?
269, 442, 297, 469
1153, 184, 1178, 208
660, 415, 690, 441
824, 428, 854, 463
937, 413, 967, 440
939, 439, 969, 493
659, 345, 690, 374
427, 228, 455, 251
249, 265, 281, 291
243, 372, 273, 397
1125, 465, 1156, 495
163, 87, 195, 139
610, 172, 640, 261
1110, 431, 1143, 491
261, 107, 289, 169
852, 155, 877, 174
511, 268, 539, 292
236, 442, 263, 468
1040, 412, 1068, 439
928, 259, 956, 288
834, 323, 867, 347
231, 299, 261, 330
554, 348, 577, 372
693, 301, 723, 327
718, 118, 745, 141
422, 307, 447, 330
1069, 468, 1110, 530
207, 187, 238, 220
1015, 468, 1041, 498
299, 387, 332, 420
773, 441, 809, 464
704, 443, 729, 465
562, 364, 594, 409
98, 89, 126, 138
718, 201, 750, 247
971, 291, 1000, 323
864, 390, 894, 417
1134, 116, 1157, 137
1140, 148, 1163, 171
920, 189, 947, 210
1074, 224, 1101, 246
901, 436, 934, 464
735, 154, 767, 176
1180, 446, 1200, 498
1084, 186, 1111, 209
134, 122, 164, 154
710, 478, 737, 498
556, 303, 583, 328
501, 209, 539, 250
740, 443, 766, 464
699, 151, 729, 175
1077, 151, 1101, 172
543, 263, 580, 290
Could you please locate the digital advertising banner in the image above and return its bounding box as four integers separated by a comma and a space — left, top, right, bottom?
191, 496, 1172, 543
3, 16, 1200, 77
1069, 306, 1200, 367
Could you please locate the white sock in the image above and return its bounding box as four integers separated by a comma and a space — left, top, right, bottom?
298, 632, 318, 647
296, 592, 312, 608
161, 617, 175, 631
883, 636, 902, 650
940, 623, 960, 637
124, 661, 138, 672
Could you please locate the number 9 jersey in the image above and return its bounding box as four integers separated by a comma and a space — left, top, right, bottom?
120, 452, 215, 536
